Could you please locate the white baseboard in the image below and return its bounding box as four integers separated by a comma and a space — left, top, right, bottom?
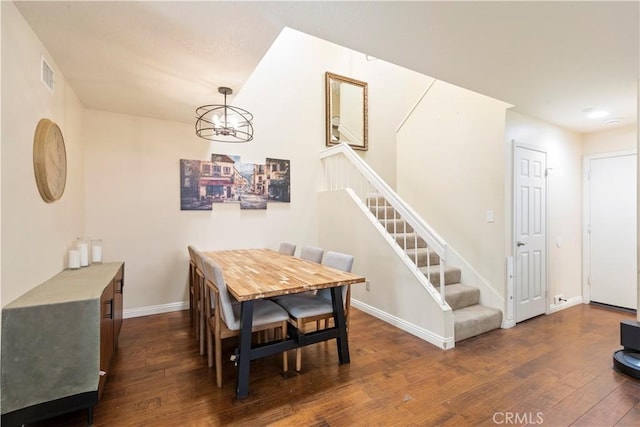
502, 319, 516, 329
548, 296, 584, 314
351, 299, 455, 350
123, 301, 188, 319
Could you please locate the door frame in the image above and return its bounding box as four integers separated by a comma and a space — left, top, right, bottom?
511, 141, 549, 322
582, 149, 637, 305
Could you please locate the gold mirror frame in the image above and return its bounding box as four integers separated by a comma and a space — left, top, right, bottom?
325, 72, 368, 151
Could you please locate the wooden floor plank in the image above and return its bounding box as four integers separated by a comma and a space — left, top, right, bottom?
25, 304, 640, 426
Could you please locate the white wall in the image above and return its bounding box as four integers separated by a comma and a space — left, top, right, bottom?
1, 2, 85, 306
582, 124, 637, 155
234, 29, 430, 189
318, 190, 453, 348
505, 110, 583, 308
396, 80, 511, 298
339, 57, 431, 188
84, 28, 428, 312
583, 123, 638, 318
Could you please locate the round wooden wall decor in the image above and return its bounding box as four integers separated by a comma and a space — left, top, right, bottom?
33, 118, 67, 203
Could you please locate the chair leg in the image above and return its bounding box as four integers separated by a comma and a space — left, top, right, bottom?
206, 321, 213, 368
200, 323, 205, 354
194, 282, 200, 342
188, 265, 194, 325
295, 318, 304, 372
215, 334, 223, 388
295, 348, 302, 372
199, 285, 206, 355
189, 291, 194, 325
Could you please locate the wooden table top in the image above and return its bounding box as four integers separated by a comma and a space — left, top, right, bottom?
204, 248, 365, 301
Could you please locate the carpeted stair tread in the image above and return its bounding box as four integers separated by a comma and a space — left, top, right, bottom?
367, 195, 503, 343
406, 248, 441, 267
393, 232, 427, 249
366, 196, 391, 207
453, 304, 503, 342
370, 205, 397, 218
444, 283, 480, 310
419, 264, 460, 286
378, 218, 414, 234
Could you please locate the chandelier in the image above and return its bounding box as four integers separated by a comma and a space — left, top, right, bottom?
195, 87, 254, 143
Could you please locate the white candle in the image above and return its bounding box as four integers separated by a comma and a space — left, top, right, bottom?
68, 249, 80, 269
78, 242, 89, 267
92, 245, 102, 263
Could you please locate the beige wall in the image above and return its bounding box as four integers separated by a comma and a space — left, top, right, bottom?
1, 2, 85, 306
83, 28, 428, 312
396, 80, 511, 299
505, 110, 583, 309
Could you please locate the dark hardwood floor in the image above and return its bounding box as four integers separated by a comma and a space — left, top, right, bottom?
30, 304, 640, 426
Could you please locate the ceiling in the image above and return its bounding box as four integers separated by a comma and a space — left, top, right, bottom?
15, 1, 639, 134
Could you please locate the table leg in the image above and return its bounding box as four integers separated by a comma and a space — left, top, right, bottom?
331, 287, 350, 364
236, 299, 254, 399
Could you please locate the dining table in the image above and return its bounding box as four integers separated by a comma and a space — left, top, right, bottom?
204, 248, 366, 399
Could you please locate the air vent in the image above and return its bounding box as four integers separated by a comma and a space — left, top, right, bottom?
40, 55, 54, 93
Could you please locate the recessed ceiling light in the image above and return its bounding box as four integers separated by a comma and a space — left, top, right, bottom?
605, 118, 622, 125
582, 108, 610, 119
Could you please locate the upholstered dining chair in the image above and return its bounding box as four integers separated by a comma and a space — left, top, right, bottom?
273, 250, 354, 372
293, 246, 325, 298
299, 246, 324, 263
202, 257, 291, 387
187, 246, 198, 329
187, 246, 206, 352
278, 242, 296, 256
192, 250, 208, 355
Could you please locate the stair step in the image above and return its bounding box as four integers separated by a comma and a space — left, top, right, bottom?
367, 195, 502, 342
366, 196, 390, 207
444, 283, 480, 310
393, 233, 427, 249
379, 218, 414, 234
369, 205, 396, 218
453, 304, 503, 342
419, 264, 460, 286
405, 248, 440, 267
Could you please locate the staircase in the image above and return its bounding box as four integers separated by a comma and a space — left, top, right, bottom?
321, 143, 504, 345
369, 196, 502, 341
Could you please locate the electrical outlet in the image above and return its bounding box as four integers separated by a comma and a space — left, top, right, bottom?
365, 281, 370, 292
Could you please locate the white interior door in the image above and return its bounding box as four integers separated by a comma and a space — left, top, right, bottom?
514, 146, 547, 322
588, 154, 637, 310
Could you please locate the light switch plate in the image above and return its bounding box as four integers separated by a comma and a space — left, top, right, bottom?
486, 210, 495, 223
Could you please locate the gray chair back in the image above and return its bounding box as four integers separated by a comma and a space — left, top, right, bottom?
300, 246, 324, 263
187, 245, 197, 263
318, 251, 354, 301
278, 242, 296, 256
193, 249, 205, 275
203, 258, 240, 330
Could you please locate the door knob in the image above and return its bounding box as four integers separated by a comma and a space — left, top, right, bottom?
517, 241, 525, 247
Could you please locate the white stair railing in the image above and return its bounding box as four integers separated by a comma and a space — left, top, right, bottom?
320, 143, 448, 305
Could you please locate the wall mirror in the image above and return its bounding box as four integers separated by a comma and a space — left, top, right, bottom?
325, 72, 368, 151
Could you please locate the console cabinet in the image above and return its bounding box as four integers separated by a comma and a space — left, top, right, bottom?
1, 262, 125, 426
